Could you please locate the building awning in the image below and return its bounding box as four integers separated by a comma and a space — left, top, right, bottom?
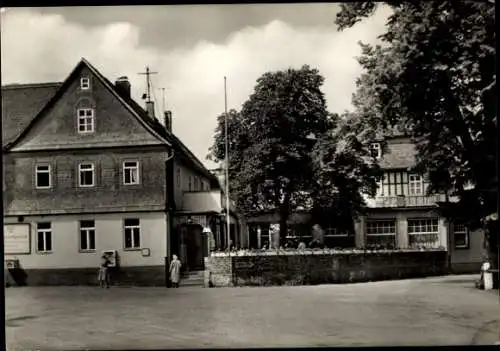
181, 191, 222, 213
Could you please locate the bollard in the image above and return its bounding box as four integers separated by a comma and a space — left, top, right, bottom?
482, 262, 493, 291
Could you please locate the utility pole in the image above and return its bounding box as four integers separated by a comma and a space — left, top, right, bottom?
224, 76, 230, 251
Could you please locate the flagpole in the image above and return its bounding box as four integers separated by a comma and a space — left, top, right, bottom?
224, 77, 231, 251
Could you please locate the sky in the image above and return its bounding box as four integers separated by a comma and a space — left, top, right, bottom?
1, 4, 391, 169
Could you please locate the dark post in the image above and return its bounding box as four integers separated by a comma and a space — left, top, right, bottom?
165, 256, 171, 288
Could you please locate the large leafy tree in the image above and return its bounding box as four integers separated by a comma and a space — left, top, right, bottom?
310, 113, 381, 231
209, 66, 381, 246
336, 1, 497, 270
209, 65, 334, 245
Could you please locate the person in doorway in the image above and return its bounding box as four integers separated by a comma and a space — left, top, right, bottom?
169, 254, 182, 288
98, 254, 110, 288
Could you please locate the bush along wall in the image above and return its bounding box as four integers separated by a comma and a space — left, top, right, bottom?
205, 249, 448, 287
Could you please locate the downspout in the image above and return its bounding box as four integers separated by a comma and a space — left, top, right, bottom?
165, 149, 175, 286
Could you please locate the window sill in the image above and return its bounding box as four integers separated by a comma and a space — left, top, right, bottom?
366, 234, 396, 236
79, 249, 97, 253
35, 186, 52, 190
123, 248, 142, 251
36, 251, 53, 255
78, 185, 96, 188
123, 183, 141, 186
454, 246, 470, 250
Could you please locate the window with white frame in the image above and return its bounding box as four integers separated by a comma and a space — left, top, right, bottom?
80, 77, 90, 90
322, 226, 353, 248
124, 218, 140, 249
77, 108, 94, 133
366, 220, 396, 247
284, 225, 311, 241
123, 161, 140, 185
79, 220, 96, 251
78, 163, 95, 187
408, 218, 439, 248
370, 143, 382, 159
37, 222, 52, 252
35, 164, 51, 188
409, 174, 423, 195
453, 222, 469, 249
325, 227, 349, 237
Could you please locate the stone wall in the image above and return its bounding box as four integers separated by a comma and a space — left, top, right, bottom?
451, 262, 482, 274
5, 265, 166, 287
204, 256, 232, 287
205, 250, 448, 287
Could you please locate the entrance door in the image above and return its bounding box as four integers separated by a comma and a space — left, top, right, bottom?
180, 224, 204, 271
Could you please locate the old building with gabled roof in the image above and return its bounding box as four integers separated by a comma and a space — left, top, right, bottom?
3, 58, 242, 286
356, 134, 485, 273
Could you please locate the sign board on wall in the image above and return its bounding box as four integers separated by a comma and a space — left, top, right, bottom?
4, 224, 31, 254
179, 215, 208, 227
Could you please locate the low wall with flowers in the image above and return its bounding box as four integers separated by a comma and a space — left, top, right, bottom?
204, 248, 448, 287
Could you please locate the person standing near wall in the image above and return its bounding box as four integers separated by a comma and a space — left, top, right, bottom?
169, 254, 182, 288
98, 254, 110, 289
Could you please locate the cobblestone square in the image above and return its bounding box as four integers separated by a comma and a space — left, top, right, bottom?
5, 275, 500, 350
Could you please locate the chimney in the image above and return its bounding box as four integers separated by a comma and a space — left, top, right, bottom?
164, 110, 172, 132
146, 101, 155, 118
114, 76, 131, 99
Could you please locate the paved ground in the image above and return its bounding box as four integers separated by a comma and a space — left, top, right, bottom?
5, 275, 500, 350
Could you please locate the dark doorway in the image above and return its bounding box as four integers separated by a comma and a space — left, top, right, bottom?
179, 224, 204, 271
249, 226, 258, 249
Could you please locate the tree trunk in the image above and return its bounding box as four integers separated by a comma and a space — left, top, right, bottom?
278, 209, 289, 249
275, 187, 291, 249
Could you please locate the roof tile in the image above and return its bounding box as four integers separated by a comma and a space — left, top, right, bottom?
1, 83, 62, 146
379, 138, 417, 169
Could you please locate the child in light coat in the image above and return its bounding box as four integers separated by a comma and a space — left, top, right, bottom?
169, 254, 182, 288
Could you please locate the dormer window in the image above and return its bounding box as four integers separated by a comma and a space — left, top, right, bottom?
370, 143, 382, 159
80, 77, 90, 90
77, 108, 94, 133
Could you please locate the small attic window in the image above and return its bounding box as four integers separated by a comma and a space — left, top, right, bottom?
80, 77, 90, 90
370, 142, 382, 159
